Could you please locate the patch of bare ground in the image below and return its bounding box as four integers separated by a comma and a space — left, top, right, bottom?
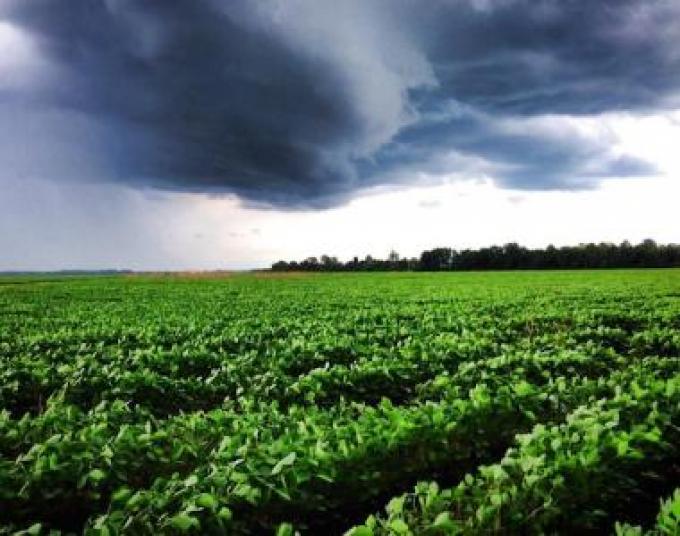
124, 271, 236, 279
252, 271, 317, 279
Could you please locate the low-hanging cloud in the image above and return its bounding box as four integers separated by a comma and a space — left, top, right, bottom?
1, 0, 678, 208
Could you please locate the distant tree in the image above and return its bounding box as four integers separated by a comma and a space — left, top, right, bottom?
301, 257, 319, 271
321, 255, 341, 270
420, 248, 453, 271
271, 260, 289, 271
270, 240, 680, 272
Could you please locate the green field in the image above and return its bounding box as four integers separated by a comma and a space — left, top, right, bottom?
1, 270, 679, 535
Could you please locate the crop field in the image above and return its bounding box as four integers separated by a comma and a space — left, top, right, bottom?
0, 270, 679, 535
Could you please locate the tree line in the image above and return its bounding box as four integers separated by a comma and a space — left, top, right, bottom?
271, 240, 680, 272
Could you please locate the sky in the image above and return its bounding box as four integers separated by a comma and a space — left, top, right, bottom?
0, 0, 679, 270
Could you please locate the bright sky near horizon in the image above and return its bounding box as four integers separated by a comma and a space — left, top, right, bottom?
1, 1, 679, 270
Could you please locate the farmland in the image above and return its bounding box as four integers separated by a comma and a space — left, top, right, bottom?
0, 270, 679, 535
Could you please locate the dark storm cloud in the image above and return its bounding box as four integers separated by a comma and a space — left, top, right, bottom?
419, 0, 680, 115
1, 0, 678, 207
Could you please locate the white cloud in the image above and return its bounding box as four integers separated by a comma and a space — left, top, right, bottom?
0, 21, 50, 90
2, 170, 677, 271
607, 110, 680, 175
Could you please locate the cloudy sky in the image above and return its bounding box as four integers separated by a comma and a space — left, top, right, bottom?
1, 0, 679, 270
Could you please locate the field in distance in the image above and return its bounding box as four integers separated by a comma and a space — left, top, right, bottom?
0, 270, 679, 535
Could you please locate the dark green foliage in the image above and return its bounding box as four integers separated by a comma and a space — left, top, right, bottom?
0, 270, 678, 534
271, 239, 680, 271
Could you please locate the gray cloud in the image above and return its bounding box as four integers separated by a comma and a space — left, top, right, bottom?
365, 101, 658, 191
1, 0, 678, 207
0, 176, 165, 270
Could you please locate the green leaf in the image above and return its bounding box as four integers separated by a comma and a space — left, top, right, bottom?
388, 519, 410, 535
111, 487, 132, 504
26, 523, 42, 536
217, 507, 233, 521
126, 491, 145, 509
387, 496, 405, 515
169, 514, 200, 532
195, 493, 218, 509
345, 527, 373, 536
276, 523, 294, 536
88, 469, 106, 482
271, 452, 297, 475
